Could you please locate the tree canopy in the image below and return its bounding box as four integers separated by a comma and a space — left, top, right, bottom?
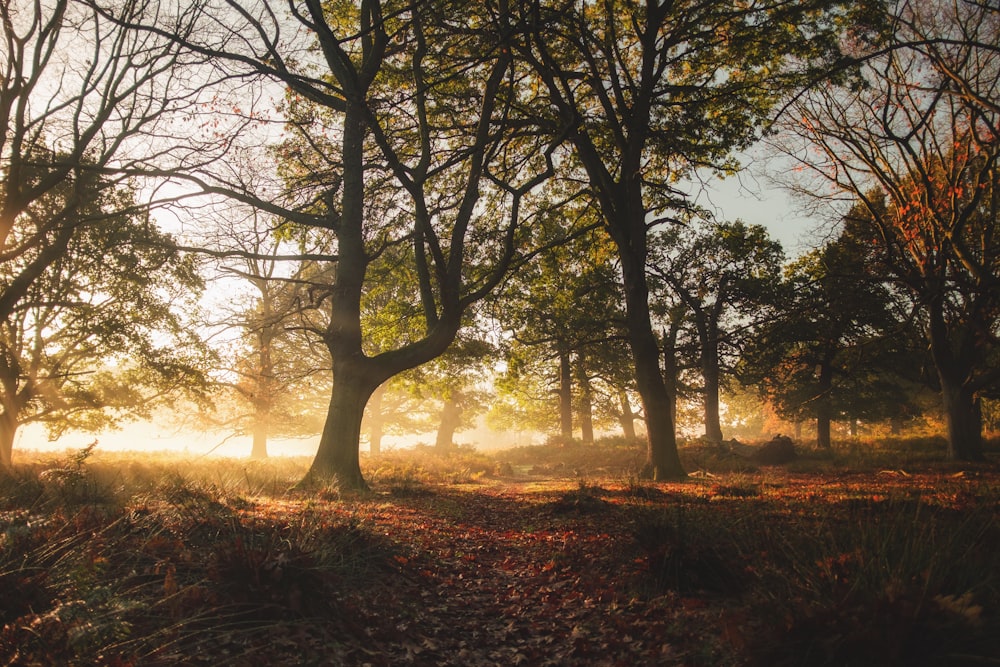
7, 0, 1000, 477
780, 0, 1000, 459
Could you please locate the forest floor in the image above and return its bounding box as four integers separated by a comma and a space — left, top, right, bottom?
1, 438, 999, 666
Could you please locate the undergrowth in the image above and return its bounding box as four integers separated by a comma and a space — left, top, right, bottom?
1, 437, 997, 665
0, 450, 395, 666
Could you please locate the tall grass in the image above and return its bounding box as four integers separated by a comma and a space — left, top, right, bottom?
0, 448, 394, 666
628, 487, 1000, 666
2, 437, 996, 665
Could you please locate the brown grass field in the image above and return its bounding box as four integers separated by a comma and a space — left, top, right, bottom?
1, 437, 998, 666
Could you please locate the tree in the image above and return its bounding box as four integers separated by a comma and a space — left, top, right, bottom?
0, 178, 206, 465
0, 0, 210, 467
649, 220, 785, 443
781, 0, 1000, 459
513, 0, 873, 478
417, 337, 495, 450
493, 221, 627, 442
747, 222, 916, 448
193, 209, 334, 459
115, 0, 557, 489
361, 379, 425, 455
579, 334, 643, 442
1, 0, 214, 308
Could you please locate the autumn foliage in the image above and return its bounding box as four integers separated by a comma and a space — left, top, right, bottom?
1, 439, 998, 665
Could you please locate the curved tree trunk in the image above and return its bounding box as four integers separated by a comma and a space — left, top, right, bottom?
621, 253, 684, 479
306, 362, 380, 490
305, 100, 378, 491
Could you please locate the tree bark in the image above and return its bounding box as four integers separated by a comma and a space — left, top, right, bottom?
816, 411, 832, 450
940, 375, 984, 461
435, 395, 462, 449
701, 337, 724, 443
306, 99, 377, 491
0, 373, 28, 468
557, 344, 573, 441
367, 383, 386, 456
574, 355, 594, 445
620, 251, 684, 479
306, 361, 380, 490
815, 359, 834, 450
661, 325, 680, 433
617, 388, 637, 440
928, 299, 985, 461
0, 411, 16, 468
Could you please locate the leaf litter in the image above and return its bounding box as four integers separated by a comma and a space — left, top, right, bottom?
2, 452, 999, 665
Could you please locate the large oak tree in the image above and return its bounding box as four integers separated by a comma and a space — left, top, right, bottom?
114, 0, 556, 489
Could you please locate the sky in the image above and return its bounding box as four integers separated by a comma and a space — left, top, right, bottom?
688, 167, 826, 258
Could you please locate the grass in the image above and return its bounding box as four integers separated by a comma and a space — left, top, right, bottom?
0, 450, 395, 666
0, 435, 997, 665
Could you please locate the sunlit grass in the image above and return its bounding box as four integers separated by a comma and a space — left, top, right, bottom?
1, 435, 997, 665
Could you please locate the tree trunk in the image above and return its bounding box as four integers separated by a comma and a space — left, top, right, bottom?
305, 99, 377, 491
815, 355, 834, 449
575, 355, 594, 444
0, 411, 15, 468
702, 338, 723, 443
0, 382, 26, 468
306, 362, 380, 491
816, 410, 832, 450
435, 395, 463, 449
367, 383, 386, 456
617, 388, 637, 440
618, 389, 636, 440
661, 316, 682, 435
250, 418, 268, 459
621, 255, 684, 479
928, 301, 984, 461
249, 287, 276, 460
557, 344, 573, 441
940, 376, 984, 461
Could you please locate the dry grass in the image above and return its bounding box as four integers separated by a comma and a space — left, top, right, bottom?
0, 436, 997, 665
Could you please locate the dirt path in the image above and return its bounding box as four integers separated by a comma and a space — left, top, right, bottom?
338, 481, 713, 667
